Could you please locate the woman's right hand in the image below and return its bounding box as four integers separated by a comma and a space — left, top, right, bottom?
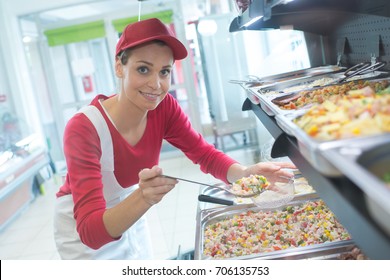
138, 166, 178, 206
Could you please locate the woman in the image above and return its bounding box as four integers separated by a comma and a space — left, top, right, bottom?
54, 18, 295, 260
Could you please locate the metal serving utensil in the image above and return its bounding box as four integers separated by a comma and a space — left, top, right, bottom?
161, 175, 263, 198
325, 61, 387, 85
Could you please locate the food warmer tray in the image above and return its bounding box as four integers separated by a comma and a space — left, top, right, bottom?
248, 71, 389, 116
194, 197, 355, 260
230, 65, 345, 88
243, 98, 390, 259
275, 111, 390, 176
256, 67, 389, 97
322, 140, 390, 236
231, 65, 346, 106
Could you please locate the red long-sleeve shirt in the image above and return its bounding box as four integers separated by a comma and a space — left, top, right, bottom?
57, 94, 237, 249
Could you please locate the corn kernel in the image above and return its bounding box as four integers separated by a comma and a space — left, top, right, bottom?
352, 127, 361, 135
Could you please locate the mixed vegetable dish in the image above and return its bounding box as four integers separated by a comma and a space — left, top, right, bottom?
203, 200, 351, 259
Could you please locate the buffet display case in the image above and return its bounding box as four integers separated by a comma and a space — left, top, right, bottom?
0, 134, 49, 232
0, 30, 50, 233
195, 197, 357, 260
192, 0, 390, 260
243, 97, 390, 260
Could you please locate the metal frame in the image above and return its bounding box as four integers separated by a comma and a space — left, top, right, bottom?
244, 99, 390, 259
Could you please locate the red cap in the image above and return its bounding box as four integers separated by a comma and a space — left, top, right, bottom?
115, 18, 188, 60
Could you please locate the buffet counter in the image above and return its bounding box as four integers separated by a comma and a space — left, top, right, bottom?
244, 98, 390, 259
195, 178, 364, 260
0, 137, 49, 232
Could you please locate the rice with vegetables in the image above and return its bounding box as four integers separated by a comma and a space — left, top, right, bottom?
231, 174, 270, 196
203, 200, 350, 259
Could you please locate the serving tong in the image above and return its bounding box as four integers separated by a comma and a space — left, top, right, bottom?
271, 61, 387, 107
161, 175, 263, 198
325, 61, 387, 85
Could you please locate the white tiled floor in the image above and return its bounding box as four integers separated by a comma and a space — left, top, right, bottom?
0, 149, 257, 260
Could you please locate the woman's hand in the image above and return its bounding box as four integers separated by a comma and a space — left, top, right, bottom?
228, 161, 296, 185
245, 162, 296, 183
138, 166, 178, 206
103, 166, 178, 238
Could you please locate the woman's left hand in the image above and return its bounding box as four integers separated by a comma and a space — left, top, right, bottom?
228, 161, 296, 185
245, 162, 296, 183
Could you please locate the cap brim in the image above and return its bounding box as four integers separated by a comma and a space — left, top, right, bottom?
118, 35, 188, 60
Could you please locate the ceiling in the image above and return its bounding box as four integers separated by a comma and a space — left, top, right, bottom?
28, 0, 175, 26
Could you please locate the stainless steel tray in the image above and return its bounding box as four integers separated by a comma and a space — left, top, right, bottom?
251, 65, 345, 84
230, 80, 261, 105
249, 88, 298, 116
257, 70, 389, 97
239, 66, 348, 113
194, 197, 354, 260
231, 65, 344, 88
275, 111, 303, 137
248, 74, 337, 117
322, 140, 390, 236
276, 111, 390, 176
250, 71, 389, 116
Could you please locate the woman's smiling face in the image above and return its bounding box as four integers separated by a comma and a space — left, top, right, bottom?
116, 41, 174, 112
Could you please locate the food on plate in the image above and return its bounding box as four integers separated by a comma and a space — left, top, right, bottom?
293, 84, 390, 140
274, 79, 389, 110
203, 200, 351, 259
233, 176, 314, 205
231, 174, 270, 196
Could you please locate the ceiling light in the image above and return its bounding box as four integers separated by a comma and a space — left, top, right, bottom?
197, 19, 218, 36
22, 36, 32, 43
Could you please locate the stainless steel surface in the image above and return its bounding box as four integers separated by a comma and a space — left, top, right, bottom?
275, 111, 305, 136
274, 93, 390, 176
366, 198, 390, 236
322, 140, 390, 235
194, 197, 353, 260
248, 99, 390, 259
248, 87, 299, 116
250, 71, 389, 116
256, 72, 345, 95
162, 175, 215, 187
326, 61, 386, 85
257, 70, 388, 96
231, 65, 344, 87
275, 112, 342, 176
251, 65, 345, 84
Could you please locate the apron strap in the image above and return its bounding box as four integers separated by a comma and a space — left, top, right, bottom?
79, 105, 114, 171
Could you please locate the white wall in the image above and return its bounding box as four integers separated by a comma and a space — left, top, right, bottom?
1, 0, 98, 15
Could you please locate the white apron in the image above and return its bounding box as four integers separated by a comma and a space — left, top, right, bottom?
54, 106, 153, 260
